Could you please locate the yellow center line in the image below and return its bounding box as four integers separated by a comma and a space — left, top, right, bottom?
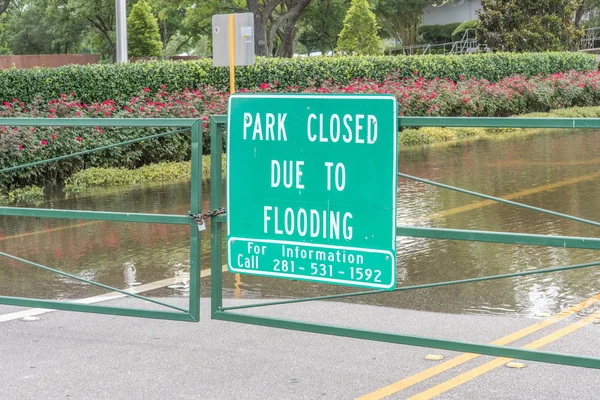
357, 293, 600, 400
417, 171, 600, 221
409, 311, 600, 400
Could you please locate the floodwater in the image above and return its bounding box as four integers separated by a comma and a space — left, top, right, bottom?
1, 129, 599, 316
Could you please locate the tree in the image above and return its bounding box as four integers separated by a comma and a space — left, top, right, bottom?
67, 0, 123, 61
477, 0, 583, 52
297, 0, 348, 54
336, 0, 382, 55
148, 0, 189, 56
0, 0, 10, 17
374, 0, 426, 47
127, 0, 163, 58
5, 0, 85, 54
247, 0, 312, 57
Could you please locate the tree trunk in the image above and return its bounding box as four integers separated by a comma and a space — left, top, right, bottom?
0, 0, 10, 17
278, 0, 311, 57
574, 0, 585, 28
248, 0, 282, 57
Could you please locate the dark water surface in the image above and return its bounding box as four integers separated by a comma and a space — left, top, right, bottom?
1, 129, 600, 316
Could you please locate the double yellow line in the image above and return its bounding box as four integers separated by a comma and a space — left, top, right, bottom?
358, 293, 600, 400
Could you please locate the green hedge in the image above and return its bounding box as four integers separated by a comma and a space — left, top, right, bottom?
0, 52, 596, 104
452, 19, 479, 41
419, 23, 461, 44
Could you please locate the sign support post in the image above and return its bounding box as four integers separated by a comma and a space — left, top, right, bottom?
228, 14, 235, 94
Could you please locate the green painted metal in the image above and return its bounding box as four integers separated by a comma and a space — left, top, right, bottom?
0, 296, 194, 321
219, 260, 600, 312
0, 118, 202, 322
0, 207, 189, 225
397, 226, 600, 250
0, 117, 197, 127
212, 311, 600, 369
226, 94, 398, 290
210, 117, 224, 315
188, 121, 203, 322
211, 114, 600, 370
398, 116, 600, 129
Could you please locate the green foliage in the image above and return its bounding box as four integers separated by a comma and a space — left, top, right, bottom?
128, 0, 163, 58
477, 0, 583, 52
399, 127, 484, 145
337, 0, 383, 55
0, 185, 44, 205
298, 0, 348, 54
375, 0, 427, 47
64, 156, 226, 192
0, 60, 208, 105
4, 0, 86, 55
451, 19, 478, 41
419, 23, 461, 44
0, 52, 595, 105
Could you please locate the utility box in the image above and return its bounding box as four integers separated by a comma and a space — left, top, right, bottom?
212, 13, 255, 67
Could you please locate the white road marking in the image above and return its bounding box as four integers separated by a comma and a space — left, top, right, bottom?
0, 265, 227, 323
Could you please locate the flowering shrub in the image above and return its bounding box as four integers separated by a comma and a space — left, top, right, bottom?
2, 69, 600, 189
0, 87, 227, 189
0, 52, 595, 105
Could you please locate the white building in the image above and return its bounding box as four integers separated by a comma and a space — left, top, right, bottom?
422, 0, 482, 26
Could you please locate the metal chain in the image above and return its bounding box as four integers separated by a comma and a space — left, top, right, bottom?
188, 207, 226, 226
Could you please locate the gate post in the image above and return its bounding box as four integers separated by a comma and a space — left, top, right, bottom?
210, 117, 224, 315
188, 121, 203, 321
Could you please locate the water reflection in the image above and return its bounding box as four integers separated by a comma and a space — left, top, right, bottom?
1, 129, 600, 316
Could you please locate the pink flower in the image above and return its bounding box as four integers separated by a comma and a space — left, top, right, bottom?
143, 87, 150, 93
51, 134, 57, 139
76, 111, 81, 116
18, 144, 23, 151
41, 139, 47, 146
76, 137, 82, 142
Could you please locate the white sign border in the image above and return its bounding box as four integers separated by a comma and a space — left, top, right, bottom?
226, 93, 398, 289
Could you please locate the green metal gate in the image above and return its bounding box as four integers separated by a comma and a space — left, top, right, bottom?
0, 118, 204, 322
209, 115, 600, 370
1, 115, 599, 369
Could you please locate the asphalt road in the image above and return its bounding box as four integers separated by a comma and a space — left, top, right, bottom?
1, 296, 599, 400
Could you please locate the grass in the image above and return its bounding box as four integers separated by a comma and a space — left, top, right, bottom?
64, 154, 226, 193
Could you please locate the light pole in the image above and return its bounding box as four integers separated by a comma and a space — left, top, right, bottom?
115, 0, 128, 63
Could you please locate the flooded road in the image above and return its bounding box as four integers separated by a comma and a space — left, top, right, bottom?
1, 129, 599, 316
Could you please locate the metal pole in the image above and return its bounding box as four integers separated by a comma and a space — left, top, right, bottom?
229, 14, 235, 94
115, 0, 128, 63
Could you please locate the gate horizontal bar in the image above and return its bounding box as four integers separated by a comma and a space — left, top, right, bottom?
399, 117, 600, 129
211, 115, 600, 130
0, 117, 198, 127
0, 296, 194, 321
214, 311, 600, 369
397, 226, 600, 250
220, 260, 600, 312
0, 207, 190, 225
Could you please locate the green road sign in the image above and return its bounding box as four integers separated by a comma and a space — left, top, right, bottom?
226, 94, 398, 290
